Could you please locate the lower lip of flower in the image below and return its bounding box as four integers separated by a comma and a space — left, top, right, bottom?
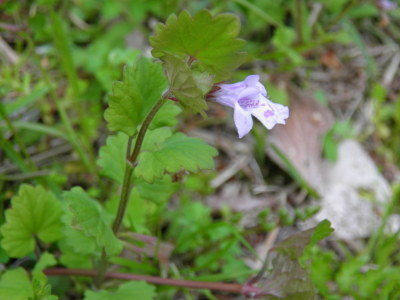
264, 110, 274, 118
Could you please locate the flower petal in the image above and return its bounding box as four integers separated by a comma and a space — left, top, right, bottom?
250, 97, 289, 130
244, 75, 260, 86
237, 87, 261, 100
213, 94, 236, 108
244, 75, 267, 96
234, 102, 253, 138
217, 81, 245, 94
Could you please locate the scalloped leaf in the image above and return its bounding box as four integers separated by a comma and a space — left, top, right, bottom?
0, 185, 63, 258
62, 187, 123, 256
150, 10, 246, 81
274, 219, 334, 259
34, 252, 57, 273
253, 220, 334, 299
84, 281, 156, 300
104, 56, 168, 136
0, 268, 33, 300
0, 266, 58, 300
163, 53, 208, 114
99, 102, 181, 184
135, 128, 218, 182
31, 271, 58, 300
97, 132, 129, 184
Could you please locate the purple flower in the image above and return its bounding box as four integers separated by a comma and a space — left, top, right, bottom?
210, 75, 289, 138
377, 0, 397, 10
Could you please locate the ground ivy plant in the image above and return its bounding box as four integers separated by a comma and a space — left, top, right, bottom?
0, 10, 330, 300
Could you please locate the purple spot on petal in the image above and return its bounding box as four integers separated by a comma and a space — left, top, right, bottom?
264, 110, 274, 118
238, 97, 260, 110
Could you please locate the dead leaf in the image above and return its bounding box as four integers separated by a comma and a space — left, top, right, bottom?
267, 84, 334, 196
320, 49, 342, 69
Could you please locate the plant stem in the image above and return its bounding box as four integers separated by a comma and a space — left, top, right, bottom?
34, 236, 42, 261
44, 268, 249, 294
111, 161, 134, 234
95, 99, 165, 287
113, 99, 165, 233
127, 100, 165, 166
295, 0, 303, 44
94, 249, 108, 288
326, 0, 361, 30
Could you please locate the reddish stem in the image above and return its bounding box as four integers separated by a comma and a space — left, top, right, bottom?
167, 96, 178, 102
188, 55, 196, 66
44, 268, 248, 294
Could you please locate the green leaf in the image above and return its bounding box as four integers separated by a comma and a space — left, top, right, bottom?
98, 132, 182, 191
50, 12, 80, 97
307, 220, 334, 248
167, 201, 212, 253
150, 10, 246, 81
163, 53, 208, 114
0, 246, 9, 264
97, 132, 129, 184
104, 56, 168, 136
105, 189, 147, 233
0, 268, 34, 300
125, 189, 147, 233
257, 220, 333, 299
323, 132, 337, 162
274, 220, 333, 260
84, 281, 156, 300
0, 267, 58, 300
272, 26, 303, 64
59, 240, 92, 269
149, 101, 181, 129
192, 71, 214, 94
0, 185, 63, 258
34, 252, 57, 273
105, 175, 178, 233
0, 83, 50, 120
31, 271, 59, 300
135, 128, 218, 182
62, 187, 123, 256
136, 175, 178, 204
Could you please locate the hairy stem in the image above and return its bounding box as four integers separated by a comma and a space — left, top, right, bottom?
45, 268, 249, 294
111, 161, 134, 234
127, 100, 165, 166
95, 99, 165, 287
113, 99, 165, 233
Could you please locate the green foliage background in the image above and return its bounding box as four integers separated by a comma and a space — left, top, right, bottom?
1, 0, 400, 299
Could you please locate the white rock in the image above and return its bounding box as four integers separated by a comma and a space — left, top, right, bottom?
308, 140, 392, 239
